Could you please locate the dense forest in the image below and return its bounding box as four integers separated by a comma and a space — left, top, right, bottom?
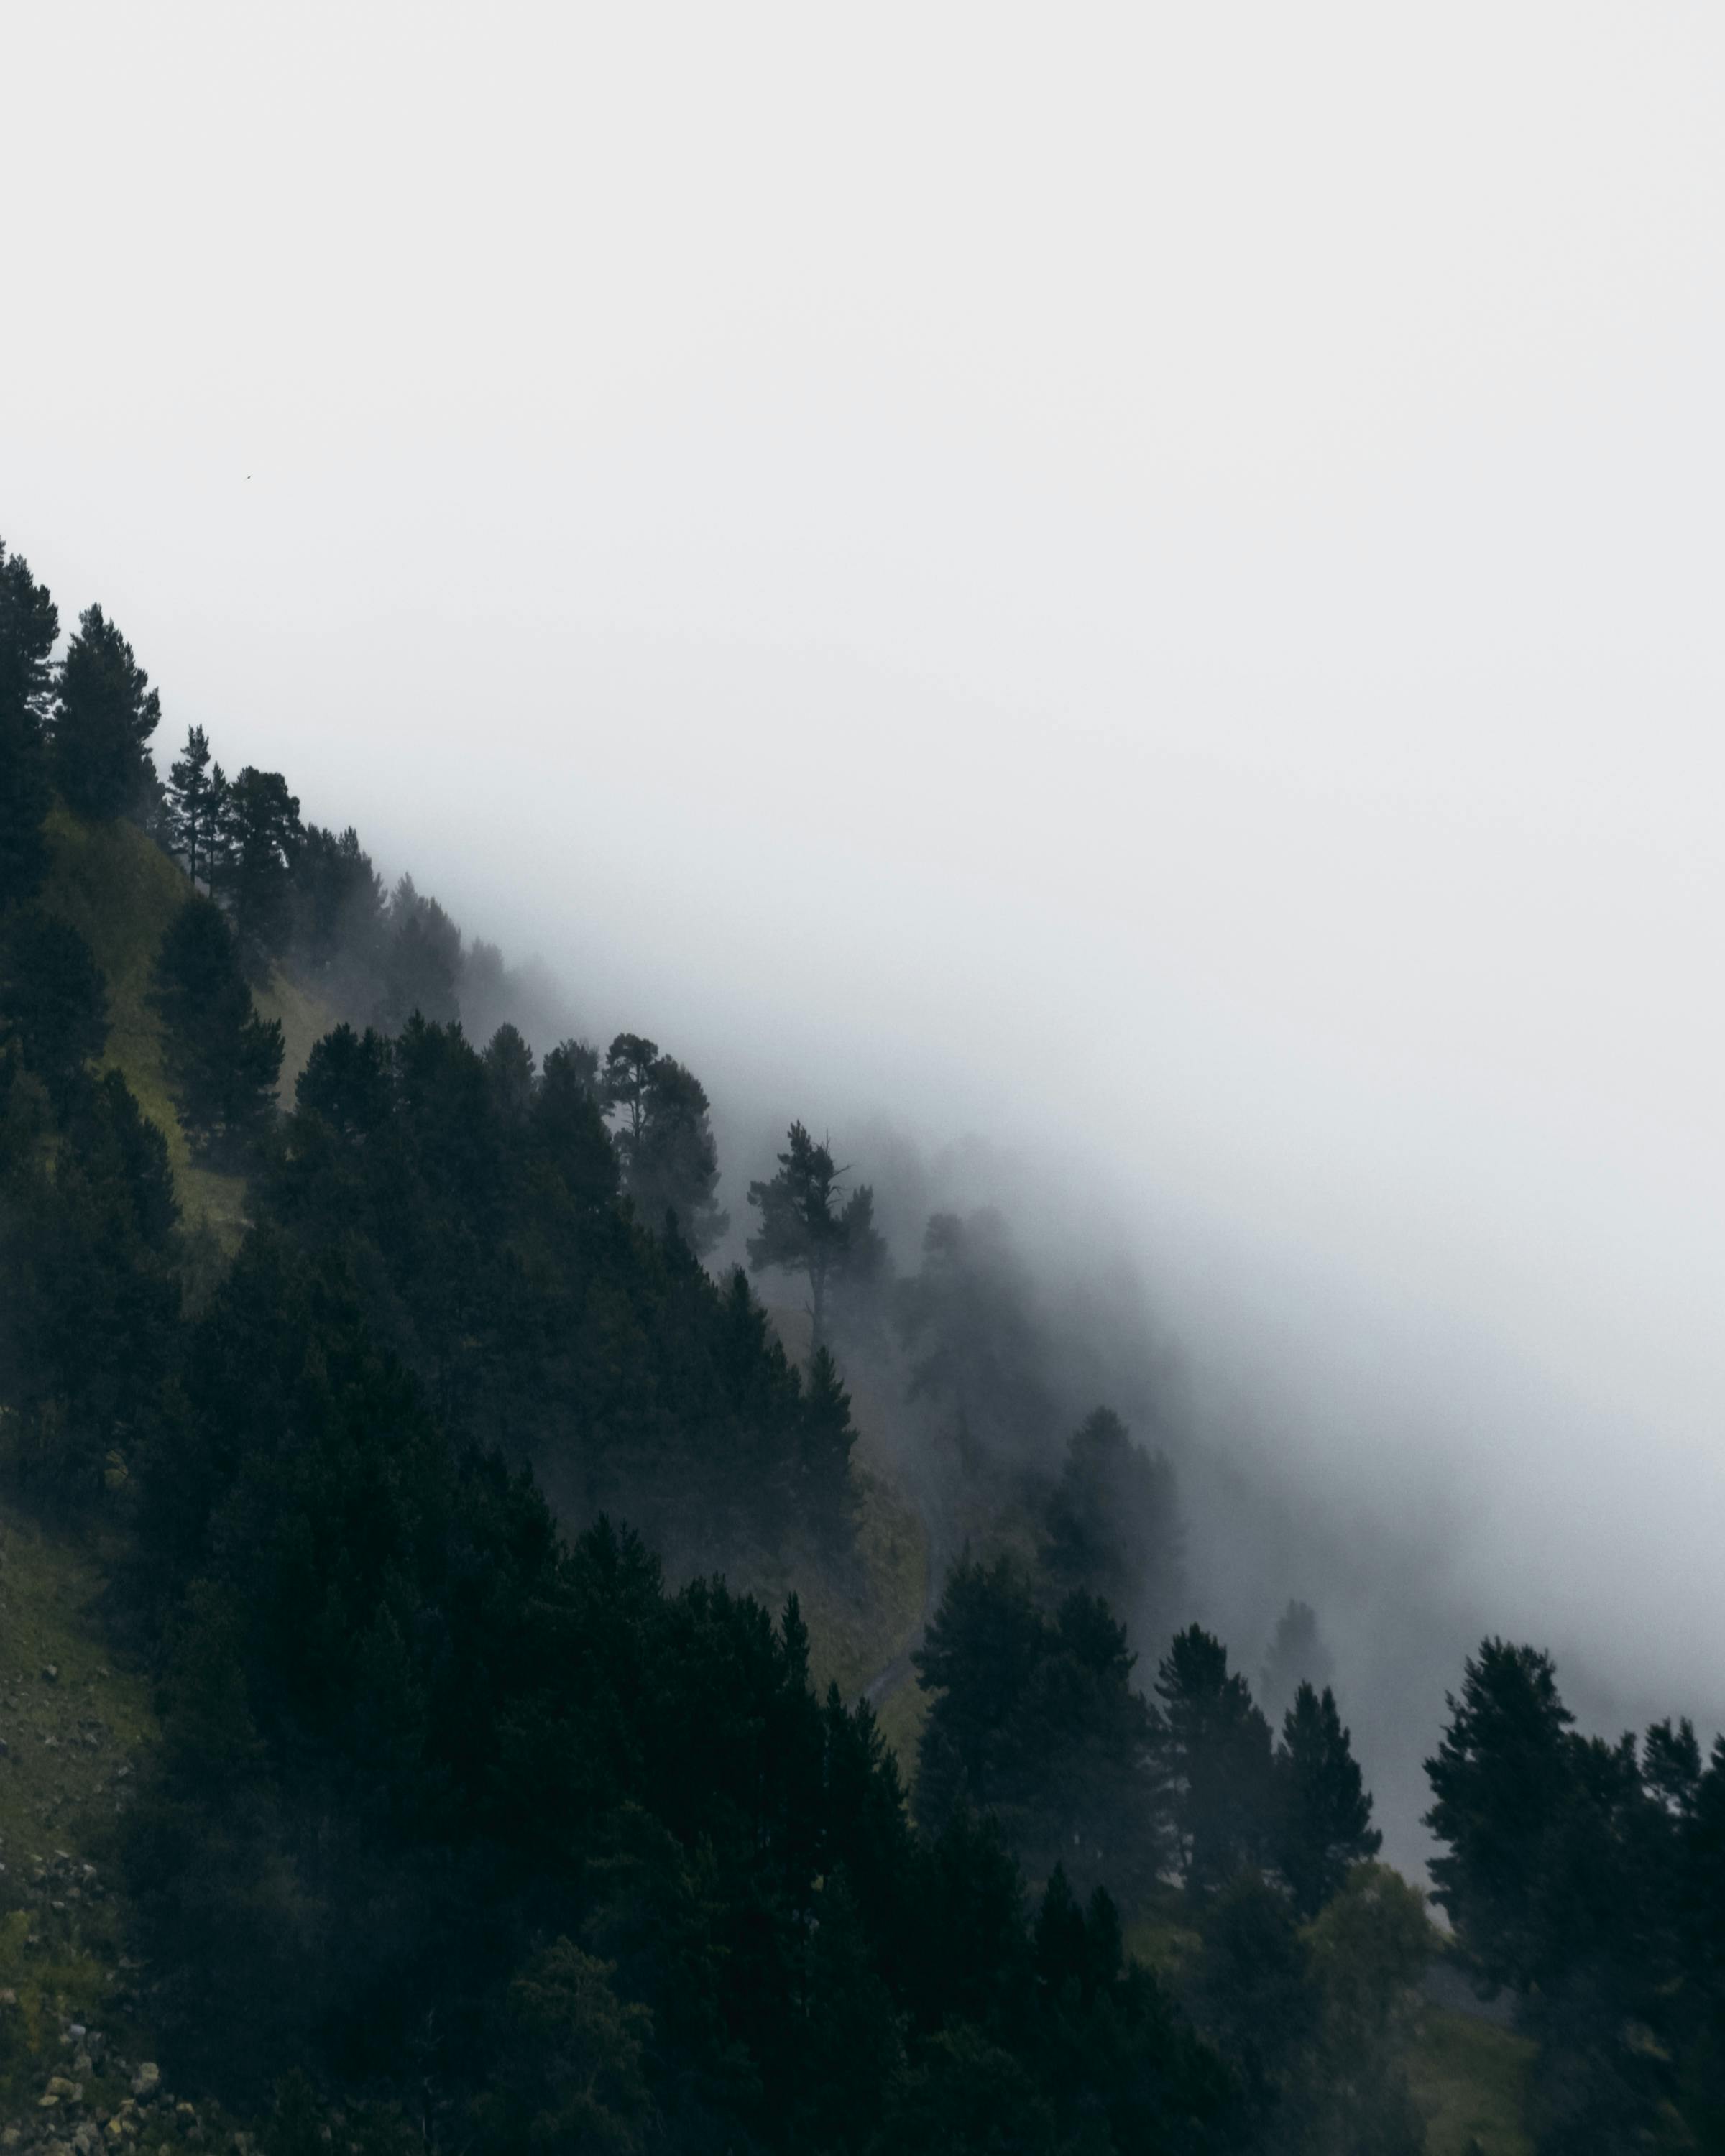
3, 533, 1724, 2155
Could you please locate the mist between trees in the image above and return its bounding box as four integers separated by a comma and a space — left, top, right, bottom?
5, 533, 1725, 2153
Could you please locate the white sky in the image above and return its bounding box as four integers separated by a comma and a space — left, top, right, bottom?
6, 4, 1725, 1724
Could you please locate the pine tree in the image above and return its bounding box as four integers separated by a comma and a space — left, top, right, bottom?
1042, 1405, 1184, 1641
380, 875, 462, 1028
0, 540, 58, 910
746, 1120, 883, 1350
223, 765, 303, 976
602, 1033, 728, 1254
1423, 1638, 1578, 1990
50, 604, 162, 821
1155, 1626, 1277, 1894
799, 1345, 857, 1540
1274, 1681, 1381, 1916
0, 910, 109, 1110
151, 896, 283, 1161
165, 724, 216, 885
1260, 1598, 1335, 1724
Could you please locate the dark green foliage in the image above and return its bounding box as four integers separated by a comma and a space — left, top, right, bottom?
0, 1054, 178, 1501
1191, 1874, 1316, 2141
290, 822, 385, 985
0, 539, 58, 908
748, 1120, 886, 1352
603, 1031, 729, 1254
165, 724, 216, 885
800, 1345, 859, 1541
380, 873, 462, 1028
914, 1554, 1169, 1901
152, 895, 284, 1161
1424, 1638, 1578, 1991
0, 907, 109, 1105
50, 602, 162, 820
271, 1013, 843, 1556
1274, 1682, 1381, 1917
1156, 1626, 1278, 1895
1042, 1404, 1184, 1644
472, 1940, 653, 2154
222, 765, 303, 975
1421, 1639, 1725, 2152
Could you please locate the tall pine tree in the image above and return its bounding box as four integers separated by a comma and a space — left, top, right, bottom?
51, 604, 162, 821
0, 540, 58, 908
1274, 1681, 1381, 1916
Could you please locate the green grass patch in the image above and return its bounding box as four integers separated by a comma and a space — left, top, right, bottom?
37, 810, 334, 1250
1408, 2002, 1535, 2156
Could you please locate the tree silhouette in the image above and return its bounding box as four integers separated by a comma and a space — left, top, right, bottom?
166, 725, 216, 886
746, 1120, 883, 1351
1275, 1681, 1381, 1916
0, 540, 58, 908
51, 604, 161, 821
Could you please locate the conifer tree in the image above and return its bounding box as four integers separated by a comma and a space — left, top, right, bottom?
746, 1120, 884, 1350
380, 875, 462, 1028
1156, 1625, 1278, 1894
0, 909, 109, 1109
1260, 1598, 1336, 1725
1274, 1680, 1381, 1916
151, 895, 283, 1161
222, 765, 303, 975
166, 724, 216, 885
50, 604, 162, 820
799, 1344, 858, 1539
1424, 1638, 1578, 1990
602, 1032, 728, 1254
0, 540, 58, 909
1042, 1405, 1184, 1641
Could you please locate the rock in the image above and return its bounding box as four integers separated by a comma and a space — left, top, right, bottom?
0, 1989, 16, 2007
46, 2079, 80, 2101
127, 2068, 157, 2100
40, 1667, 58, 1685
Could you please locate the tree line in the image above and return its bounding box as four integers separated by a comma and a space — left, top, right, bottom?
9, 529, 1725, 2152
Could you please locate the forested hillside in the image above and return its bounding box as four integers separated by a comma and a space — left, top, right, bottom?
4, 533, 1724, 2154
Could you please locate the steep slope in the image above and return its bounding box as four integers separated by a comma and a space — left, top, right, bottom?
37, 810, 331, 1241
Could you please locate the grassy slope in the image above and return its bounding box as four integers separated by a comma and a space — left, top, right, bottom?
40, 808, 331, 1244
1408, 2006, 1536, 2156
1, 814, 336, 2134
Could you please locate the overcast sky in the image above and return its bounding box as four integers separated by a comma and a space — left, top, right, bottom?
8, 5, 1725, 1725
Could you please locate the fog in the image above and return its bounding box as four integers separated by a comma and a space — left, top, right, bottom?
8, 5, 1725, 1855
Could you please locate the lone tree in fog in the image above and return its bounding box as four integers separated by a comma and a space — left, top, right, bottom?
1259, 1599, 1336, 1726
0, 540, 58, 909
50, 604, 162, 821
746, 1120, 884, 1352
